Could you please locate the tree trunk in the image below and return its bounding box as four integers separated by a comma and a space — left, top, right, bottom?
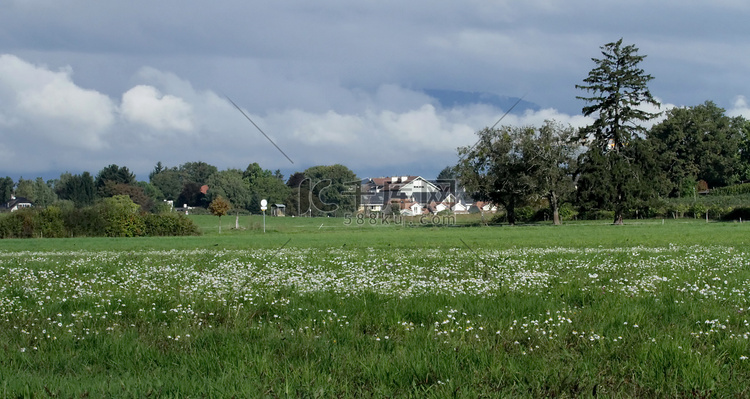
549, 193, 561, 225
553, 208, 560, 225
506, 200, 516, 225
613, 211, 623, 225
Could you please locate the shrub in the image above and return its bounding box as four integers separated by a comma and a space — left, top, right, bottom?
514, 206, 537, 223
152, 201, 173, 214
143, 213, 200, 236
0, 211, 27, 238
37, 206, 66, 238
577, 209, 615, 221
690, 203, 707, 219
0, 202, 200, 239
63, 207, 105, 237
98, 195, 146, 237
558, 203, 577, 221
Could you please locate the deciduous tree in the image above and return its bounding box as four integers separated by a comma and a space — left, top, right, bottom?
241, 163, 291, 213
285, 172, 310, 216
150, 164, 183, 200
533, 121, 579, 225
302, 165, 359, 217
32, 177, 57, 208
456, 126, 538, 225
648, 101, 746, 195
205, 169, 251, 210
177, 182, 206, 208
180, 161, 217, 186
15, 178, 35, 201
208, 196, 231, 233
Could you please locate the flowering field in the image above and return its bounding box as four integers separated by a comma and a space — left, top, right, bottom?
2, 244, 750, 396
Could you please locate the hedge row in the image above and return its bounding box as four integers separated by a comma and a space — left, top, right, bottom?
710, 183, 750, 196
489, 199, 750, 223
0, 196, 199, 238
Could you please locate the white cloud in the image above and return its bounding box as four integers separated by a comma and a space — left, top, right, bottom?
0, 54, 115, 150
0, 53, 683, 180
120, 85, 194, 132
728, 95, 750, 118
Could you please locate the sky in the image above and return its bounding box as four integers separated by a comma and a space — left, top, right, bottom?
2, 0, 750, 182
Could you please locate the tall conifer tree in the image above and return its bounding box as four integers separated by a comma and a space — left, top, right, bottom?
576, 39, 660, 224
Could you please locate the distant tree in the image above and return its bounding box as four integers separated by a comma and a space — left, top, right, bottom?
285, 172, 310, 216
208, 196, 231, 233
456, 126, 539, 225
243, 162, 271, 183
533, 121, 579, 225
0, 176, 13, 203
180, 161, 218, 186
241, 163, 290, 213
437, 166, 457, 181
106, 182, 154, 212
741, 120, 750, 181
15, 177, 55, 206
576, 137, 661, 219
96, 164, 136, 197
575, 38, 660, 224
150, 166, 183, 200
56, 172, 96, 208
303, 164, 359, 217
206, 169, 252, 210
177, 182, 206, 208
137, 181, 165, 202
149, 161, 166, 180
435, 166, 459, 197
249, 174, 291, 213
32, 177, 57, 208
15, 178, 35, 201
647, 101, 746, 195
286, 172, 307, 188
388, 200, 401, 216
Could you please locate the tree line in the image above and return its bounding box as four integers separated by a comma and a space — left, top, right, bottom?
1, 161, 360, 218
455, 39, 750, 225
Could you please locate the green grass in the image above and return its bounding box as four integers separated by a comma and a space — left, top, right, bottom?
2, 220, 750, 396
1, 215, 750, 251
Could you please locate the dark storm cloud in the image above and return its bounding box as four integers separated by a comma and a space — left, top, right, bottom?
1, 1, 748, 179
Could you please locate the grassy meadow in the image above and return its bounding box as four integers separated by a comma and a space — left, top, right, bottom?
2, 216, 750, 397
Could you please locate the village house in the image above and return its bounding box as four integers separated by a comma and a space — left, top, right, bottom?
358, 176, 486, 215
1, 196, 33, 212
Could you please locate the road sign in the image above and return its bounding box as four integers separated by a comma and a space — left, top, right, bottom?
261, 199, 267, 233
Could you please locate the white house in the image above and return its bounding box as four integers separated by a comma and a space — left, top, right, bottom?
453, 202, 470, 214
361, 176, 447, 213
2, 196, 33, 212
396, 176, 440, 196
394, 199, 424, 216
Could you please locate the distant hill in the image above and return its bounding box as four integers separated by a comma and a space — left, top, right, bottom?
423, 89, 540, 113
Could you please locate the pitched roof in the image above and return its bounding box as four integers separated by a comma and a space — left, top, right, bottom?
361, 191, 385, 205
368, 176, 420, 189
2, 196, 33, 209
